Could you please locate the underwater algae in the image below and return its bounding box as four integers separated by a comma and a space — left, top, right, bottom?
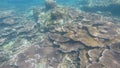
0, 0, 120, 68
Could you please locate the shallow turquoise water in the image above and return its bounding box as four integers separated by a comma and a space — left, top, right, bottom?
0, 0, 43, 10
0, 0, 120, 16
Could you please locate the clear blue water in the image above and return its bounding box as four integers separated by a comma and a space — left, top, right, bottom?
0, 0, 43, 9
0, 0, 75, 9
1, 0, 120, 16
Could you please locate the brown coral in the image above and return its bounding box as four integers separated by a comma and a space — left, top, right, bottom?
88, 48, 104, 62
99, 49, 120, 68
110, 42, 120, 53
64, 29, 104, 47
58, 41, 85, 52
86, 62, 104, 68
87, 23, 118, 40
79, 50, 89, 68
48, 33, 70, 43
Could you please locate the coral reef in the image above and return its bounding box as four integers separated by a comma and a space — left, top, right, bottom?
0, 2, 120, 68
45, 0, 57, 10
